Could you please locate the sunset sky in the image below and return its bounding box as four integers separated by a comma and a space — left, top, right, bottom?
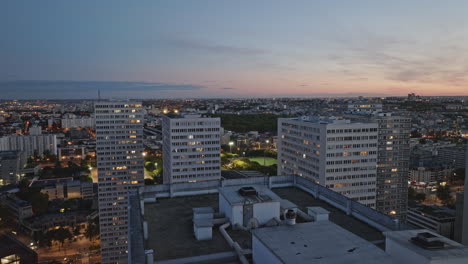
2, 0, 468, 99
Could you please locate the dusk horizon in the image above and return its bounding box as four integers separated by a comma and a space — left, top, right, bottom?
3, 1, 468, 99
1, 79, 467, 100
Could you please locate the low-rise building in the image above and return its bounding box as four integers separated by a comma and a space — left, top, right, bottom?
0, 234, 38, 264
1, 195, 33, 221
39, 179, 94, 200
407, 201, 455, 238
57, 146, 85, 161
409, 167, 452, 183
0, 151, 26, 185
61, 114, 95, 129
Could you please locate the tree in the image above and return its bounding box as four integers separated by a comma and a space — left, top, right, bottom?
15, 180, 49, 215
73, 225, 82, 236
415, 193, 426, 203
52, 228, 73, 250
85, 218, 100, 243
144, 178, 155, 185
410, 130, 422, 138
436, 185, 453, 206
36, 231, 52, 248
30, 192, 49, 215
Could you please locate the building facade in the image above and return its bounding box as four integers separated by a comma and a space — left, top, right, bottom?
409, 167, 452, 183
0, 151, 26, 185
95, 101, 144, 264
375, 113, 411, 219
454, 145, 468, 245
61, 113, 95, 129
0, 134, 57, 156
436, 146, 466, 169
277, 116, 378, 208
407, 202, 455, 239
162, 114, 221, 184
347, 102, 383, 114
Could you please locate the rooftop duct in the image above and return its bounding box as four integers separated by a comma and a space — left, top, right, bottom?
411, 232, 445, 249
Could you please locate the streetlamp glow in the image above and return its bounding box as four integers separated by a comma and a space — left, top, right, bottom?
264, 140, 270, 166
229, 141, 234, 153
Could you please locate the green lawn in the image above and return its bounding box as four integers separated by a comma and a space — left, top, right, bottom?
246, 157, 277, 166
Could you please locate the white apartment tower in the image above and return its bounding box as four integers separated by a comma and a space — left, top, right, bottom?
95, 101, 144, 264
0, 134, 57, 156
278, 117, 379, 208
162, 114, 221, 184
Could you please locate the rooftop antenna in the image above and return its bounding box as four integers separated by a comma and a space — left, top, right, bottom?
98, 89, 101, 101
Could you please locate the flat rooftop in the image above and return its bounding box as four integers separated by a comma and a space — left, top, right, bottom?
253, 221, 394, 264
144, 194, 251, 261
272, 188, 384, 242
144, 187, 385, 261
384, 229, 468, 260
283, 117, 375, 125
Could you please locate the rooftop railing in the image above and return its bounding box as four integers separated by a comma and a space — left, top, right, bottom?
142, 175, 411, 232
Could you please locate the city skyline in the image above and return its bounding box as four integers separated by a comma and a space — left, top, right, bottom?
3, 1, 468, 99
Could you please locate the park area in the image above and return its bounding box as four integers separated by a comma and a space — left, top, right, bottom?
222, 152, 278, 176
244, 156, 277, 166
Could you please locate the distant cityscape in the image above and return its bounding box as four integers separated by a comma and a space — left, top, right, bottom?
0, 94, 467, 263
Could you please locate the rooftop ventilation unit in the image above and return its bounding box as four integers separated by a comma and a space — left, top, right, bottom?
410, 232, 445, 249
238, 186, 257, 196
285, 209, 296, 226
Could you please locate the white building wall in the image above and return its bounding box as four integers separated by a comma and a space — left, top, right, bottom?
231, 205, 243, 226
219, 193, 232, 222
162, 115, 221, 184
253, 202, 280, 225
0, 134, 57, 156
278, 117, 378, 208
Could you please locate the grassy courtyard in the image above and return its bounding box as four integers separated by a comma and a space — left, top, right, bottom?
245, 156, 277, 166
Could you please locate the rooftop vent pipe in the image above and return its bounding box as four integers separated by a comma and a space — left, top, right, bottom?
285, 209, 296, 226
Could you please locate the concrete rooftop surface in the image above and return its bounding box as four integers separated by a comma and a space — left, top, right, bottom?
144, 186, 386, 261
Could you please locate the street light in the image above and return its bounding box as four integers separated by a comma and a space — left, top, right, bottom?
264, 140, 270, 166
229, 142, 234, 153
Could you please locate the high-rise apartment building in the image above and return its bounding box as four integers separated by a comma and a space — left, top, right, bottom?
95, 101, 144, 264
0, 134, 57, 156
375, 113, 411, 219
454, 145, 468, 245
278, 116, 378, 207
162, 114, 221, 184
